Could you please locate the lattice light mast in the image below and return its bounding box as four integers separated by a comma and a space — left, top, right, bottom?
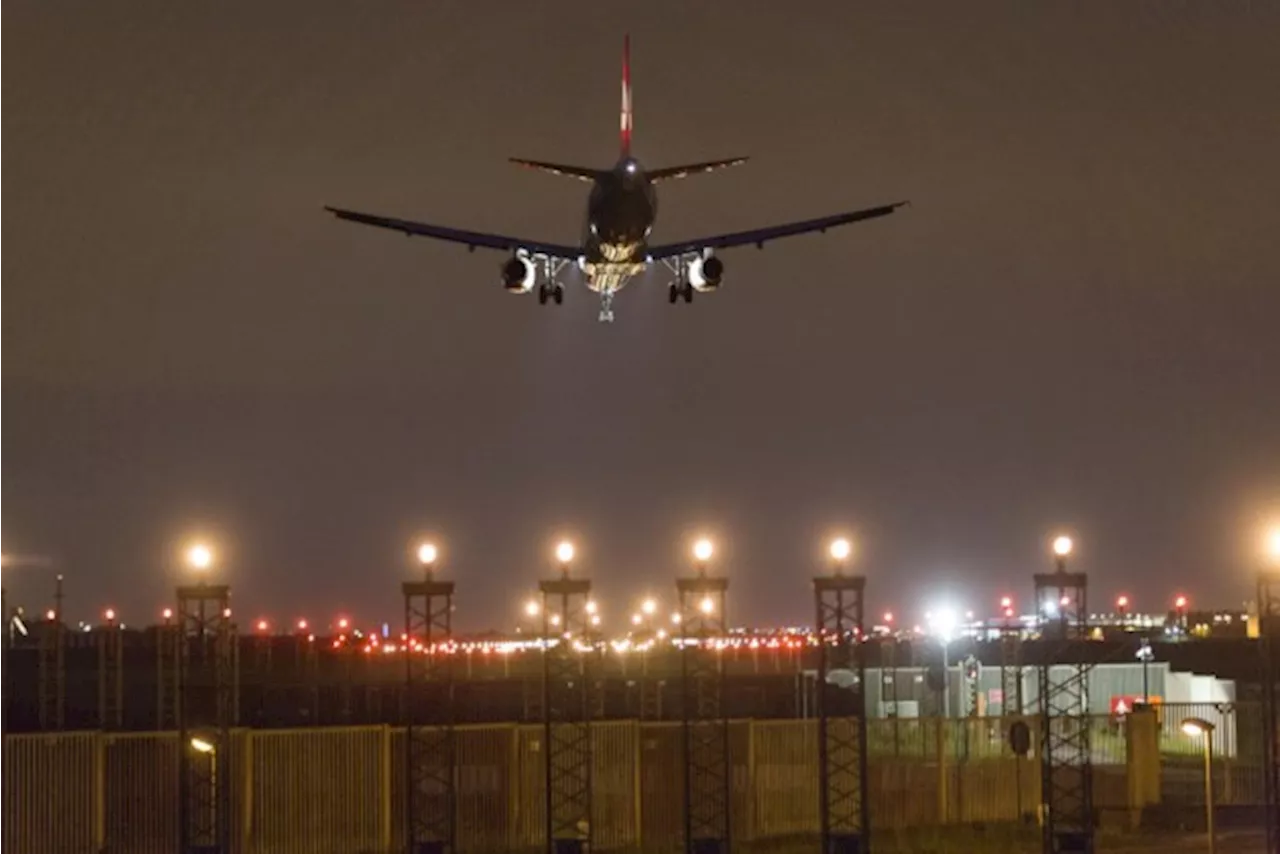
540, 540, 594, 854
175, 540, 235, 854
677, 536, 731, 854
403, 540, 457, 854
815, 536, 870, 854
1034, 533, 1093, 854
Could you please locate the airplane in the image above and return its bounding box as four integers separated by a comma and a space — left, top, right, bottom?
325, 36, 906, 323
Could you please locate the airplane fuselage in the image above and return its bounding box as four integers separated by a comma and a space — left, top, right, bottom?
578, 159, 656, 292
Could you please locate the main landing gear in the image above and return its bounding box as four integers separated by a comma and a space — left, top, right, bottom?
598, 288, 616, 323
537, 282, 564, 305
661, 253, 701, 305
667, 281, 694, 304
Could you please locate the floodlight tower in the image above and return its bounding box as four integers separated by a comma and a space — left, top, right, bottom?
174, 541, 235, 854
1033, 534, 1093, 854
814, 536, 870, 854
540, 540, 594, 854
676, 536, 731, 854
37, 573, 67, 730
1258, 526, 1280, 853
98, 607, 125, 729
402, 540, 457, 854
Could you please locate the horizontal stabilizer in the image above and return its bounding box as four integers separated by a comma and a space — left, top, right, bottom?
648, 157, 749, 183
509, 159, 601, 182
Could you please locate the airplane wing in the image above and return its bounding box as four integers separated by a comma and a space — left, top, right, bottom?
324, 206, 581, 259
508, 159, 601, 182
646, 201, 907, 259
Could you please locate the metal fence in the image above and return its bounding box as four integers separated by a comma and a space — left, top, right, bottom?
0, 716, 1136, 854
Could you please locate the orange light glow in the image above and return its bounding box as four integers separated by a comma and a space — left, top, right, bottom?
337, 617, 349, 630
883, 611, 894, 624
104, 608, 116, 622
162, 608, 173, 621
297, 619, 308, 631
1000, 596, 1013, 609
1117, 595, 1130, 609
1174, 595, 1188, 610
256, 619, 269, 632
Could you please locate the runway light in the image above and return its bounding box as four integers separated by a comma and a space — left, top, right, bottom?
829, 537, 852, 562
417, 542, 438, 567
1052, 535, 1073, 558
693, 538, 714, 564
641, 598, 657, 616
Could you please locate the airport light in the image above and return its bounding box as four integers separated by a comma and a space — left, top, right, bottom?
337, 617, 350, 631
829, 537, 852, 567
641, 598, 657, 616
586, 600, 598, 615
883, 611, 894, 625
670, 612, 682, 625
45, 609, 56, 622
524, 599, 540, 618
162, 608, 173, 623
1174, 595, 1188, 611
104, 608, 116, 623
1000, 596, 1013, 609
631, 614, 642, 626
416, 542, 438, 571
699, 596, 715, 615
189, 737, 216, 754
550, 614, 562, 628
296, 618, 308, 632
555, 540, 575, 565
1180, 717, 1217, 854
693, 538, 714, 565
256, 619, 269, 633
1052, 535, 1073, 558
1266, 527, 1280, 564
186, 543, 214, 573
590, 614, 601, 628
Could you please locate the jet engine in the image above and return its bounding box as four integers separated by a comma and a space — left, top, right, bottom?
687, 254, 723, 292
501, 253, 536, 292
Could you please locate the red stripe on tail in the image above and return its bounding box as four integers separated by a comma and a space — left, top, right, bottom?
620, 34, 632, 158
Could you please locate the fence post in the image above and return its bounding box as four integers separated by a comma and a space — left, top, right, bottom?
93, 732, 106, 853
379, 724, 392, 853
242, 729, 255, 852
1124, 707, 1160, 830
937, 717, 949, 824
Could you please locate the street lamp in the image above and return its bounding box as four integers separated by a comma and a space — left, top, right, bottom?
1180, 717, 1217, 854
416, 542, 438, 578
927, 607, 959, 718
1052, 535, 1073, 572
641, 598, 657, 617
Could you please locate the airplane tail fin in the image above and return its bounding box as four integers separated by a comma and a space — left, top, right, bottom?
620, 34, 633, 158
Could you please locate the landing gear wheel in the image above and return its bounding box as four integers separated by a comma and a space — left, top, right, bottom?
668, 284, 679, 304
538, 284, 549, 305
682, 284, 694, 304
553, 285, 564, 305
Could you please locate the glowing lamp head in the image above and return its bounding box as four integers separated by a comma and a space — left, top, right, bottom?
1000, 596, 1013, 609
186, 543, 214, 571
256, 619, 268, 632
297, 618, 308, 631
416, 542, 438, 566
524, 600, 540, 618
189, 737, 215, 754
1267, 527, 1280, 564
1052, 536, 1073, 558
162, 608, 173, 621
631, 614, 642, 626
693, 538, 714, 563
590, 614, 601, 627
1174, 595, 1188, 610
104, 608, 116, 622
337, 617, 349, 630
699, 596, 715, 615
641, 598, 657, 616
829, 537, 852, 562
883, 611, 894, 624
1117, 595, 1130, 609
555, 541, 575, 565
585, 600, 598, 615
549, 614, 562, 627
45, 609, 56, 621
1180, 717, 1213, 737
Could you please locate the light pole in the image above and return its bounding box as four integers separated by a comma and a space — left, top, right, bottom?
1181, 717, 1217, 854
1137, 639, 1154, 703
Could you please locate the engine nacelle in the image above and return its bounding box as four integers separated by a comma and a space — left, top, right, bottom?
501, 253, 536, 292
688, 254, 724, 292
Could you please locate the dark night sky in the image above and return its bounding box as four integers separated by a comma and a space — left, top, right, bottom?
4, 1, 1279, 631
